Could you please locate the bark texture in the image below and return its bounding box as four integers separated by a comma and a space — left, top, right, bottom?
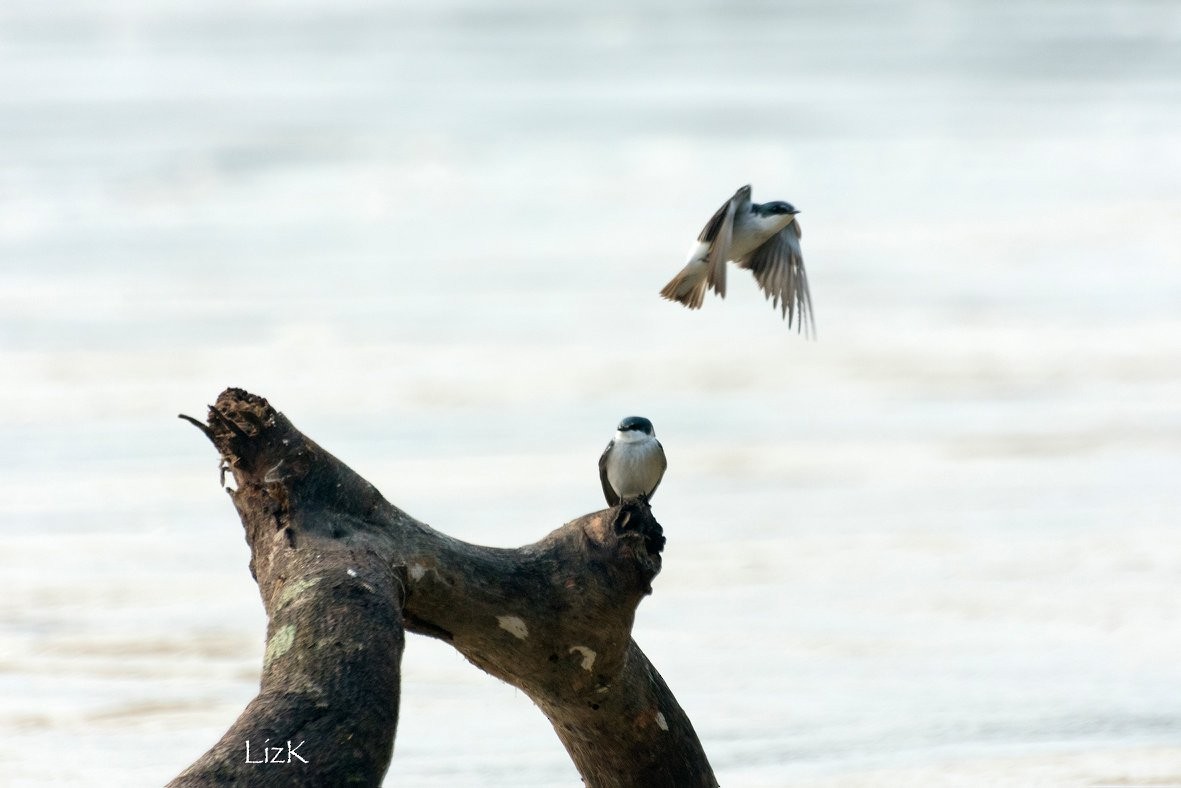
171, 387, 717, 787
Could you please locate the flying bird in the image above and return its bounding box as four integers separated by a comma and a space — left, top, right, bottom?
598, 416, 667, 506
659, 184, 815, 335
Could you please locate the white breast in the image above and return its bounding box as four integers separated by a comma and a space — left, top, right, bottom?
606, 436, 665, 498
729, 213, 795, 259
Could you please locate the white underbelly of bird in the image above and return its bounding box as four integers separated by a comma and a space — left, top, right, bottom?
605, 440, 665, 499
729, 215, 790, 258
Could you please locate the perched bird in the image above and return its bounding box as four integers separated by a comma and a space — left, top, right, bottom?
659, 184, 815, 335
598, 416, 667, 506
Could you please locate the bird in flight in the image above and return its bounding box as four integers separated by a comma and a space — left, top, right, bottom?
659, 184, 815, 336
598, 416, 667, 507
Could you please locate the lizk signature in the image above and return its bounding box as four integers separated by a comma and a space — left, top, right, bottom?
244, 739, 308, 765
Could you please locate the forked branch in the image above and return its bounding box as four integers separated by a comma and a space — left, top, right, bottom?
170, 388, 716, 788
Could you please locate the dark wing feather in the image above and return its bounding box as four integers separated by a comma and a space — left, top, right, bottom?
696, 193, 734, 243
700, 185, 751, 299
737, 219, 816, 336
598, 441, 620, 506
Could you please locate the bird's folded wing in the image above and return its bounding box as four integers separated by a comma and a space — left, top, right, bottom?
598, 442, 620, 506
648, 440, 668, 499
737, 220, 816, 336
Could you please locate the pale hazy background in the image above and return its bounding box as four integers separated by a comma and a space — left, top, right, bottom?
1, 1, 1180, 785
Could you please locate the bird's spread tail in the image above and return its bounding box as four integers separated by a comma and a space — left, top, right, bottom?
659, 263, 708, 309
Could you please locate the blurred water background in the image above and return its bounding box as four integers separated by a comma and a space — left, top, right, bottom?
1, 1, 1180, 785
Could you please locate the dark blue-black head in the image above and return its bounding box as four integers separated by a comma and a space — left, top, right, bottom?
616, 416, 655, 436
753, 200, 800, 217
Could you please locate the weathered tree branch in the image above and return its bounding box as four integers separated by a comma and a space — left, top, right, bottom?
170, 387, 717, 787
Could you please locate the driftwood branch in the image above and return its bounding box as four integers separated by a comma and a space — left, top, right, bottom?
170, 387, 717, 787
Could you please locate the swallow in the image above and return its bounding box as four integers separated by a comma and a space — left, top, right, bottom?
598, 416, 667, 506
660, 184, 815, 335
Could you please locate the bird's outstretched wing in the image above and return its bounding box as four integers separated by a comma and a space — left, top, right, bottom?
598, 441, 620, 506
737, 219, 816, 337
699, 185, 751, 299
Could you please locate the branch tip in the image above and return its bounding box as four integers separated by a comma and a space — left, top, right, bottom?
177, 413, 215, 441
